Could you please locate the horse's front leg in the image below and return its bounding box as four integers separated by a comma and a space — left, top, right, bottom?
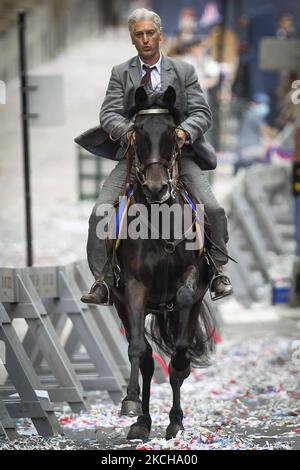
121, 277, 147, 418
167, 264, 199, 440
126, 339, 154, 440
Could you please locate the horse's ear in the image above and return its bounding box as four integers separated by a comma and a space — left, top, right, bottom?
163, 86, 176, 107
135, 86, 148, 106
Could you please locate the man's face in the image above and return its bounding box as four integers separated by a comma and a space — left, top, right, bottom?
131, 20, 161, 62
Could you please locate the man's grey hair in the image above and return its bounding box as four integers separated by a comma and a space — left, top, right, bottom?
128, 8, 162, 37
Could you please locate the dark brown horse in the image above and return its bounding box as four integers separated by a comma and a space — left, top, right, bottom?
110, 86, 215, 440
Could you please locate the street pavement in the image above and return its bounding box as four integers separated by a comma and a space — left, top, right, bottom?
0, 313, 299, 450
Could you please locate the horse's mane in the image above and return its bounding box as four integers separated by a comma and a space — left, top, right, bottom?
127, 89, 182, 125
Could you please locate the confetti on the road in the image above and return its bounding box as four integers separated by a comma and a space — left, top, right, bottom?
1, 335, 299, 450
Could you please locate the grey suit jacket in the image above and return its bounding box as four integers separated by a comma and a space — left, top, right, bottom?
101, 54, 211, 142
75, 54, 216, 170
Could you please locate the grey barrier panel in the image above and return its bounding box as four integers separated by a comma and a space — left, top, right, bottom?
40, 266, 126, 403
73, 261, 130, 379
263, 166, 290, 201
230, 189, 271, 281
21, 269, 88, 411
224, 165, 293, 307
1, 269, 88, 413
0, 303, 61, 437
221, 168, 270, 306
21, 266, 60, 366
219, 174, 257, 307
64, 325, 82, 359
245, 173, 285, 256
0, 399, 19, 441
23, 264, 128, 398
226, 234, 260, 307
257, 166, 292, 227
28, 74, 65, 126
23, 313, 67, 371
22, 266, 126, 401
0, 268, 18, 303
30, 303, 130, 389
0, 422, 6, 439
260, 38, 300, 71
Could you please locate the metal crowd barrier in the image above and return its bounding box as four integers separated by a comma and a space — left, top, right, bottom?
0, 262, 129, 439
0, 260, 172, 440
223, 164, 293, 307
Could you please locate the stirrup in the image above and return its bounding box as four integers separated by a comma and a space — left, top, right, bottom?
209, 273, 232, 301
92, 279, 112, 306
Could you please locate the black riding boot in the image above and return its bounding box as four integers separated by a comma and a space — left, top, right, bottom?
81, 280, 113, 306
209, 266, 233, 301
206, 248, 233, 301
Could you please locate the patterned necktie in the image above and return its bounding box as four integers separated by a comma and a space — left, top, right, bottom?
141, 64, 153, 90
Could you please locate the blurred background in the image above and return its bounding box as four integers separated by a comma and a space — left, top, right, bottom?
0, 0, 300, 315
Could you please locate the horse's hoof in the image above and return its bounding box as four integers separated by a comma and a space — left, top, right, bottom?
127, 424, 150, 440
120, 400, 143, 416
165, 423, 184, 440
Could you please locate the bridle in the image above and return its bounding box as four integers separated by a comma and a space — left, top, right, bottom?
130, 108, 181, 200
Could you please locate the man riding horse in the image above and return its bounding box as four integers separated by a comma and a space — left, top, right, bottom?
78, 7, 233, 305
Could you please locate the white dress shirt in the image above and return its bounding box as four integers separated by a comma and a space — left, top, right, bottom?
139, 54, 162, 91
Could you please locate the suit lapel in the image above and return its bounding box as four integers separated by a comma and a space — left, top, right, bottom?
161, 55, 176, 91
129, 54, 176, 91
129, 56, 142, 89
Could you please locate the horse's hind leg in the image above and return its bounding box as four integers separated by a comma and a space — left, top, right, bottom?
166, 265, 198, 440
167, 362, 190, 440
127, 340, 154, 440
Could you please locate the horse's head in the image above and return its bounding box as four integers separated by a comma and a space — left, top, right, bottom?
131, 86, 180, 204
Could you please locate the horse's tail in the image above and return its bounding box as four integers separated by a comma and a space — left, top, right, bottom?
146, 299, 216, 368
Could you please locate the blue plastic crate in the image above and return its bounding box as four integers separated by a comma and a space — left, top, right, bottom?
272, 282, 291, 305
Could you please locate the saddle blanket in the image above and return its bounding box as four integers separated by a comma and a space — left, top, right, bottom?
113, 187, 204, 254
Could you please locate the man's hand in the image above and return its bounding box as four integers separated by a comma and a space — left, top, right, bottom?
175, 129, 188, 149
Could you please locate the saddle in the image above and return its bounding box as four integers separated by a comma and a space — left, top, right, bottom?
100, 182, 206, 312
108, 184, 205, 259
